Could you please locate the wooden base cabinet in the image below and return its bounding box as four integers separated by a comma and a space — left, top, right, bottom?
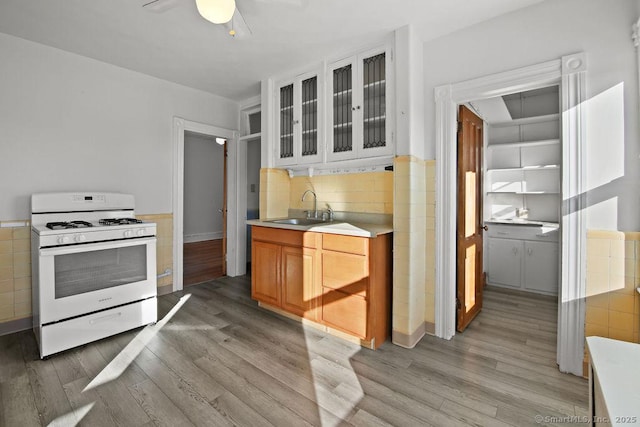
251, 227, 321, 320
251, 226, 392, 349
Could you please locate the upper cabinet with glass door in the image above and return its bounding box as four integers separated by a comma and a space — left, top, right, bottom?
275, 70, 323, 166
328, 47, 393, 161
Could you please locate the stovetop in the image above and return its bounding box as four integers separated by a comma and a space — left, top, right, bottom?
31, 192, 156, 246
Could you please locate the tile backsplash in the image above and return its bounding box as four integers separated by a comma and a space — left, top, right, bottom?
289, 171, 393, 215
584, 229, 640, 375
0, 224, 32, 323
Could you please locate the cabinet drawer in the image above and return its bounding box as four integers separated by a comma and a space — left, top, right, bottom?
322, 288, 367, 338
322, 251, 368, 296
322, 234, 368, 255
252, 226, 320, 248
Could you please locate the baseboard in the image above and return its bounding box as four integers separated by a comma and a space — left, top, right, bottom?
183, 232, 223, 243
424, 321, 435, 335
157, 284, 173, 296
0, 316, 32, 337
392, 322, 426, 348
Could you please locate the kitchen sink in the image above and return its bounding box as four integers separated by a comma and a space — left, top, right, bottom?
269, 218, 327, 226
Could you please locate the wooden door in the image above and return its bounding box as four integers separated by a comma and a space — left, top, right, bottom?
251, 241, 280, 306
456, 105, 485, 332
222, 142, 227, 276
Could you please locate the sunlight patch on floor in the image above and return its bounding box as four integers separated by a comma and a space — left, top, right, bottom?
304, 330, 364, 426
83, 294, 191, 392
46, 402, 94, 427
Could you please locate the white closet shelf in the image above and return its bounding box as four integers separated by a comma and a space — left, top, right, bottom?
490, 113, 560, 128
487, 165, 560, 172
487, 191, 560, 195
488, 139, 560, 149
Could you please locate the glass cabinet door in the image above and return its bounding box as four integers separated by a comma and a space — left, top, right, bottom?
275, 72, 322, 166
361, 52, 386, 152
301, 76, 318, 159
331, 63, 354, 156
278, 83, 294, 161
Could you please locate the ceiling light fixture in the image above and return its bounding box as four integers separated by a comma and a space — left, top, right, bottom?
195, 0, 236, 24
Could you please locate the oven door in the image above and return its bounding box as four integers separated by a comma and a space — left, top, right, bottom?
38, 237, 157, 324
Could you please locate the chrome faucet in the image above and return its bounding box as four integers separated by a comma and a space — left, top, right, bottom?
301, 190, 317, 219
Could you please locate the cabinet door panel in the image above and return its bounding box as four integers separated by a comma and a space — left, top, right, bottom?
523, 241, 558, 294
251, 241, 280, 306
281, 246, 317, 318
322, 288, 367, 338
322, 252, 368, 296
487, 237, 521, 287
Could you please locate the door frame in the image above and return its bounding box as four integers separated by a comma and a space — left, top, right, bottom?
173, 117, 238, 291
434, 53, 587, 375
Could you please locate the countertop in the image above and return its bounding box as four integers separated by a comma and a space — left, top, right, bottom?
246, 219, 393, 238
586, 336, 640, 426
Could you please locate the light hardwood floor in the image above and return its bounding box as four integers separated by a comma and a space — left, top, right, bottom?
0, 279, 588, 426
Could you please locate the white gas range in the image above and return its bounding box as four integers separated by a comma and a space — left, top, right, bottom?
31, 192, 158, 359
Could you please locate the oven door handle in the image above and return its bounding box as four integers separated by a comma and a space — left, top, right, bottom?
39, 237, 156, 256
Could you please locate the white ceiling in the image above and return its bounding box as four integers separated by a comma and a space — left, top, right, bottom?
0, 0, 543, 101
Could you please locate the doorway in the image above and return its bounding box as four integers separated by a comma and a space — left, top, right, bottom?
456, 86, 562, 354
183, 131, 227, 286
435, 53, 587, 375
172, 118, 237, 292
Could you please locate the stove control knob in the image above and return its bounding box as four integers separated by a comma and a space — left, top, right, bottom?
137, 229, 145, 236
57, 236, 69, 244
124, 230, 133, 238
75, 234, 86, 243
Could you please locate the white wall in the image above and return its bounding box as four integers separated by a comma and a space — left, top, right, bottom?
423, 0, 640, 231
183, 133, 225, 240
0, 32, 239, 220
246, 140, 261, 211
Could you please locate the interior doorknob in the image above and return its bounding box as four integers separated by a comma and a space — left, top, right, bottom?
482, 225, 488, 231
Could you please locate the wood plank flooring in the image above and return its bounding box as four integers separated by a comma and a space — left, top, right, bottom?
0, 279, 588, 426
183, 239, 224, 286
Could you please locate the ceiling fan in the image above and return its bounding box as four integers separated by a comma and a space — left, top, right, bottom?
142, 0, 252, 39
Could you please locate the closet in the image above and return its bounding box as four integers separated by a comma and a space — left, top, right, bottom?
475, 86, 560, 295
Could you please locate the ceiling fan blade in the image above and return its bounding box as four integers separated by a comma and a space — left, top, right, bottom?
142, 0, 184, 13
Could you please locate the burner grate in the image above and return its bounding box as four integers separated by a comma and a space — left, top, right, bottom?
46, 221, 93, 230
99, 218, 143, 226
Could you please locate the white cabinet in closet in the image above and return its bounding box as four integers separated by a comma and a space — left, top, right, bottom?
486, 224, 559, 295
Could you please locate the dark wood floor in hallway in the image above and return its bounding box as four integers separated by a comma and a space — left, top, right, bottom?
183, 239, 224, 286
0, 278, 588, 426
